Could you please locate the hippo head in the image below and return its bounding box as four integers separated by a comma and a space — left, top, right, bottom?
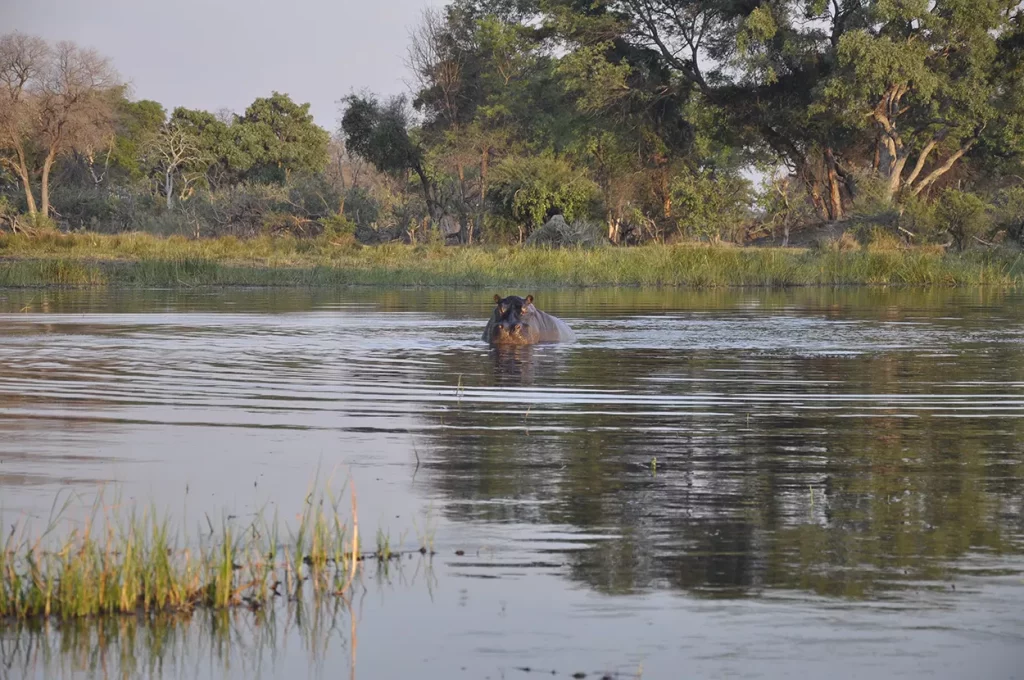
486, 294, 536, 345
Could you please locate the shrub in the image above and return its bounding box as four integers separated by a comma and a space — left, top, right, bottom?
896, 192, 940, 244
991, 186, 1024, 245
937, 190, 988, 251
864, 226, 905, 252
524, 215, 607, 248
488, 155, 599, 240
671, 168, 751, 243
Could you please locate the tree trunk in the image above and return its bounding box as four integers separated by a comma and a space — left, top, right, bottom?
885, 152, 909, 202
40, 150, 57, 218
608, 213, 620, 244
911, 139, 977, 196
478, 147, 489, 244
13, 165, 38, 216
904, 139, 937, 188
9, 144, 39, 215
165, 168, 174, 210
660, 167, 671, 219
823, 149, 851, 220
413, 165, 437, 221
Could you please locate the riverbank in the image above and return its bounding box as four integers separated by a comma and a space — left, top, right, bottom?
1, 232, 1021, 288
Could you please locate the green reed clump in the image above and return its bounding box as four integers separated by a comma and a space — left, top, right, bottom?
0, 483, 367, 621
0, 231, 1021, 288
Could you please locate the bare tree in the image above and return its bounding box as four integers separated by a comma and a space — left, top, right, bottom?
0, 33, 121, 218
407, 8, 466, 130
151, 121, 204, 209
36, 41, 120, 216
0, 32, 48, 214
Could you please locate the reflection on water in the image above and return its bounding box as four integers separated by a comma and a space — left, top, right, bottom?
0, 287, 1022, 679
3, 585, 362, 680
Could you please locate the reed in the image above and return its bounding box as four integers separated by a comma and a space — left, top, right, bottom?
0, 482, 382, 621
0, 231, 1021, 288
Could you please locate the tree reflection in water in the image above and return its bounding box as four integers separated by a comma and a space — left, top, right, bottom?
420, 337, 1024, 598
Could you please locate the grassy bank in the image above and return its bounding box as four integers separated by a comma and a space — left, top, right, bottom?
1, 232, 1022, 288
0, 482, 420, 621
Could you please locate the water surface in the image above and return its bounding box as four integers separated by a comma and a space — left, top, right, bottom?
0, 287, 1022, 679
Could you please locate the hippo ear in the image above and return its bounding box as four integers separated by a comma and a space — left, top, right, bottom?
493, 294, 502, 304
525, 295, 534, 305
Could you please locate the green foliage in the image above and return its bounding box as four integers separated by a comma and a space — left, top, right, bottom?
168, 107, 251, 186
341, 95, 423, 178
487, 155, 598, 236
109, 99, 166, 181
990, 186, 1024, 245
937, 190, 988, 251
237, 92, 330, 183
318, 213, 357, 239
670, 169, 751, 243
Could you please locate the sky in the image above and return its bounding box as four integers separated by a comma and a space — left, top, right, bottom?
4, 0, 447, 130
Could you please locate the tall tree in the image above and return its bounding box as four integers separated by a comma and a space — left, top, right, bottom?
236, 92, 330, 183
341, 94, 439, 219
0, 32, 49, 214
0, 33, 121, 217
823, 0, 1024, 200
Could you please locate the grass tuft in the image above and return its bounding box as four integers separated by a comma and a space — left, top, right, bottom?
0, 481, 382, 621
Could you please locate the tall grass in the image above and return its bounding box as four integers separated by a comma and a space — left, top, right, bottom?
0, 231, 1021, 287
0, 482, 376, 621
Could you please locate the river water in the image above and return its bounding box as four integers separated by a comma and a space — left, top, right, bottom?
0, 287, 1022, 679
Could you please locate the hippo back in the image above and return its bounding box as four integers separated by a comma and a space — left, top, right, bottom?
523, 305, 576, 343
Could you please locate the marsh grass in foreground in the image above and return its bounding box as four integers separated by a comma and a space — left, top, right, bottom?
0, 481, 422, 621
1, 232, 1022, 287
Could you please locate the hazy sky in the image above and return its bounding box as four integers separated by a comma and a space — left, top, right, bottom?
5, 0, 446, 129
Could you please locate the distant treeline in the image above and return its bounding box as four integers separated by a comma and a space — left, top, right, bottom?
2, 1, 1024, 250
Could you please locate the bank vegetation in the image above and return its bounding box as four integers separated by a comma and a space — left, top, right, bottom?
2, 1, 1024, 284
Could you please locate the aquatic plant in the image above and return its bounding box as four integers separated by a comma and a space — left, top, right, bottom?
0, 480, 414, 621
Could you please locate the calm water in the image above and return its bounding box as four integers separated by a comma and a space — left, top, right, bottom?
0, 287, 1022, 679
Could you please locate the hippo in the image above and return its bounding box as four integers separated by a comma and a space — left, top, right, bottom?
483, 294, 576, 346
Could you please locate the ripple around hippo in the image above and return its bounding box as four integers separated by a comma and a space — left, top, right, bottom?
483, 294, 576, 346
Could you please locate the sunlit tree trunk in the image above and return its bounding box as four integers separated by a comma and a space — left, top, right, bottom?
39, 149, 57, 217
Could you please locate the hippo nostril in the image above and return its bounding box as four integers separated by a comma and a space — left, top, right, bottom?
514, 324, 522, 333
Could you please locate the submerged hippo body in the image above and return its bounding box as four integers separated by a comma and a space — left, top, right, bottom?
483, 294, 576, 346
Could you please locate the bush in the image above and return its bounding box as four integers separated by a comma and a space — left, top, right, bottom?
488, 155, 599, 240
864, 226, 905, 252
0, 195, 16, 232
813, 230, 860, 252
671, 168, 751, 243
524, 215, 607, 248
896, 192, 939, 244
937, 190, 988, 251
753, 174, 819, 245
49, 185, 117, 231
991, 186, 1024, 245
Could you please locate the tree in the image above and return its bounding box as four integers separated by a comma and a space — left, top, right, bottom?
151, 120, 205, 209
108, 98, 165, 182
340, 94, 439, 219
0, 32, 49, 214
823, 0, 1024, 201
0, 33, 121, 218
236, 92, 330, 183
168, 107, 246, 189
